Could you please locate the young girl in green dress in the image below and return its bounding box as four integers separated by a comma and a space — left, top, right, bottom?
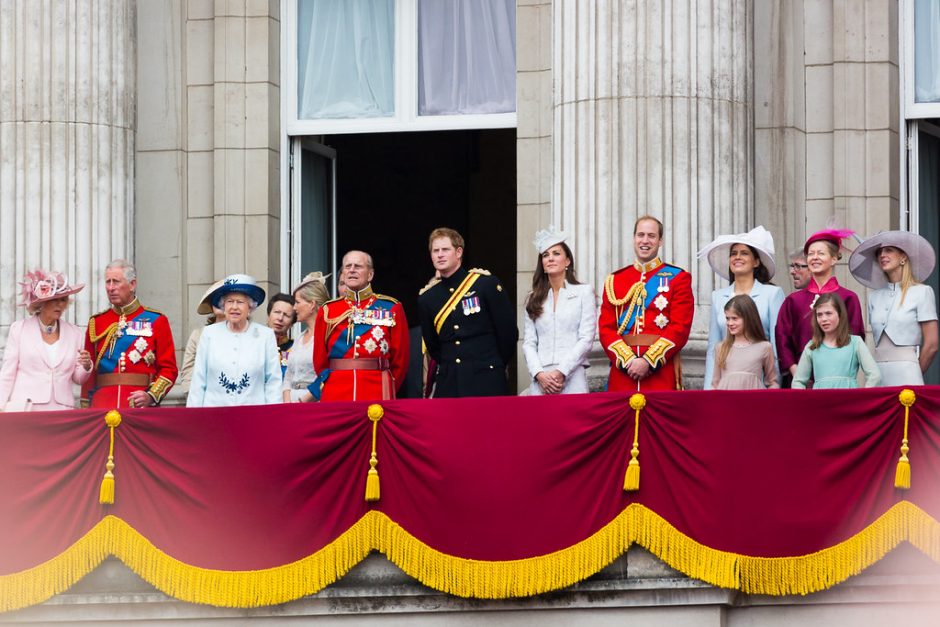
792, 293, 881, 389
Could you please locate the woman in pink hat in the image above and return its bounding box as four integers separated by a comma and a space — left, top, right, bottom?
774, 229, 865, 386
0, 270, 92, 411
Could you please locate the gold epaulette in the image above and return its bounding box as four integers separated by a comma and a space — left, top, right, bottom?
144, 307, 165, 317
468, 268, 492, 276
322, 296, 345, 307
373, 293, 400, 304
418, 277, 441, 296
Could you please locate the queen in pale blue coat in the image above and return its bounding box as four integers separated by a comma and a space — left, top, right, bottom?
698, 226, 786, 389
523, 227, 597, 395
187, 275, 282, 407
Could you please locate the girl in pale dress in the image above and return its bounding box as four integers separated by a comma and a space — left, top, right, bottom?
848, 231, 939, 386
792, 293, 881, 389
711, 295, 778, 390
522, 227, 597, 395
282, 272, 330, 402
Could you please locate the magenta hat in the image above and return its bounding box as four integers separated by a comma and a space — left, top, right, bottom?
803, 228, 855, 255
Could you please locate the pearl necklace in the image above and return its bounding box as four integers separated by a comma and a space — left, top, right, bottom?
39, 319, 58, 335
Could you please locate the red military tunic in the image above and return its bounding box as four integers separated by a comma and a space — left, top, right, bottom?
311, 286, 409, 402
81, 299, 178, 408
598, 258, 694, 391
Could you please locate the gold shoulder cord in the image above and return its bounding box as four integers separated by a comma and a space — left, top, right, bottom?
606, 275, 647, 336
321, 303, 351, 340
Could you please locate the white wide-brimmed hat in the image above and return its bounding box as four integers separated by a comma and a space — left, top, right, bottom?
533, 225, 569, 254
696, 225, 777, 281
196, 279, 225, 315
209, 274, 266, 309
848, 231, 936, 289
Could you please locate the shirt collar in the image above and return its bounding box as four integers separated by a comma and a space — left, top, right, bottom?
111, 298, 141, 316
345, 284, 374, 304
633, 257, 662, 274
807, 276, 840, 295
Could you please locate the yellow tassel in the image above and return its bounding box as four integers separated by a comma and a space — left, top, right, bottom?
623, 455, 640, 491
99, 466, 115, 505
895, 389, 916, 490
99, 410, 122, 505
365, 467, 380, 501
624, 394, 646, 492
365, 404, 384, 502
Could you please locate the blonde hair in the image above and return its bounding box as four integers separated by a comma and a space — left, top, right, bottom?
293, 273, 330, 308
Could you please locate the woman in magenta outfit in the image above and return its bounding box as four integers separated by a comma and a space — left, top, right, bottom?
774, 229, 865, 386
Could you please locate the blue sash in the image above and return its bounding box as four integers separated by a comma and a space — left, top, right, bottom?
616, 265, 682, 333
97, 310, 161, 375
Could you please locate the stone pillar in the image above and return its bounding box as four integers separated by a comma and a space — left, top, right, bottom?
0, 0, 136, 343
754, 0, 899, 292
552, 0, 754, 366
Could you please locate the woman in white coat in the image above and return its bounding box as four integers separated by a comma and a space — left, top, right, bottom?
187, 274, 282, 407
849, 231, 939, 386
522, 227, 597, 394
698, 226, 785, 389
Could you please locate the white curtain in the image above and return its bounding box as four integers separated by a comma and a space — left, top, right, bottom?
915, 0, 940, 103
297, 0, 395, 119
418, 0, 516, 116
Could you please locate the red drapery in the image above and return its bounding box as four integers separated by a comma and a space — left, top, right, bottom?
0, 387, 938, 610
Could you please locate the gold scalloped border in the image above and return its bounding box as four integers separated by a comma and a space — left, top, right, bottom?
1, 502, 938, 612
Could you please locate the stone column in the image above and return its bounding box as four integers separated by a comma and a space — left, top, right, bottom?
754, 0, 899, 292
0, 0, 136, 343
552, 0, 754, 364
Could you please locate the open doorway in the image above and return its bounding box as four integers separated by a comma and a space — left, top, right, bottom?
292, 128, 518, 391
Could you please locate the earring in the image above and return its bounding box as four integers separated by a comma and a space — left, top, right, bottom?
901, 260, 906, 266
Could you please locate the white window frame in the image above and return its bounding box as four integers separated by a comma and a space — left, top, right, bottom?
902, 0, 940, 119
283, 0, 517, 135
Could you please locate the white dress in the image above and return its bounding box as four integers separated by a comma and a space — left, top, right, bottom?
282, 332, 317, 401
187, 322, 282, 407
868, 283, 938, 386
522, 282, 597, 395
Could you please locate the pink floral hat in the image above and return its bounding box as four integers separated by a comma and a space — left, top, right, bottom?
18, 270, 85, 313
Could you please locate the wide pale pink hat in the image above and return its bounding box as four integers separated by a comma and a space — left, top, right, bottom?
18, 270, 85, 313
849, 231, 936, 289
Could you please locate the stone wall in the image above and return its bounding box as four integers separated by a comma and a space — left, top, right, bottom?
136, 0, 281, 370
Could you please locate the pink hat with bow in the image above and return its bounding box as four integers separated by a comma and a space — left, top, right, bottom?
18, 270, 85, 313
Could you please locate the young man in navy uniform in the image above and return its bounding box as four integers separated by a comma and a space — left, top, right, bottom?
417, 228, 517, 397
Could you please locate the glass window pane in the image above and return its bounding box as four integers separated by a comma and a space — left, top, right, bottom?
297, 0, 395, 119
418, 0, 516, 116
915, 0, 940, 103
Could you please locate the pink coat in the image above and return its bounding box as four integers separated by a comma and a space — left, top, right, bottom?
0, 316, 90, 411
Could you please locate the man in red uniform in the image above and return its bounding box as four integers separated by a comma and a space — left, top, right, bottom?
310, 250, 409, 402
81, 259, 178, 408
598, 216, 694, 391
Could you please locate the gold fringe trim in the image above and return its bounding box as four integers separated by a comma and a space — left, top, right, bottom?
1, 503, 938, 611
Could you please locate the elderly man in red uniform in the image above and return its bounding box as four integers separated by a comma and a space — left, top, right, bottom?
309, 250, 409, 401
598, 216, 694, 391
81, 259, 178, 408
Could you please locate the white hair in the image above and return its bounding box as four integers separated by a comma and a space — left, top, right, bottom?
106, 259, 137, 282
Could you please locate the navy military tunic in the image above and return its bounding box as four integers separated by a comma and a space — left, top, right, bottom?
417, 266, 518, 397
